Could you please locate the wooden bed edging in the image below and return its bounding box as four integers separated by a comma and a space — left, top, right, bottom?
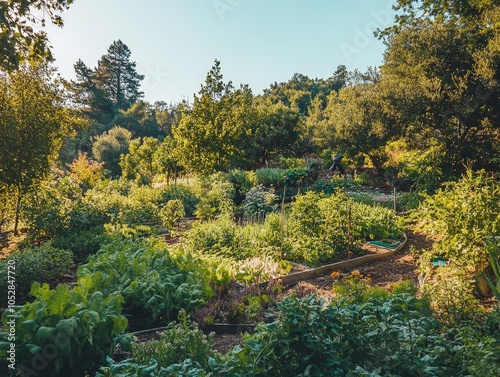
127, 235, 407, 338
131, 323, 256, 337
275, 233, 408, 287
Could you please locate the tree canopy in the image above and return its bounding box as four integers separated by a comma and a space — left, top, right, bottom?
172, 60, 254, 174
0, 0, 74, 71
0, 64, 78, 233
378, 0, 500, 173
72, 40, 144, 119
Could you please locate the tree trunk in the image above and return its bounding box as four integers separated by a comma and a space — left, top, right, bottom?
13, 188, 22, 236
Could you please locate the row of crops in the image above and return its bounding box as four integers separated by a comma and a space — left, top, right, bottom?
1, 168, 500, 376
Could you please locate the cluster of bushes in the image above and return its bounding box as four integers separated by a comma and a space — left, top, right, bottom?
0, 245, 74, 306
19, 174, 201, 263
95, 281, 500, 377
411, 170, 500, 275
283, 191, 402, 266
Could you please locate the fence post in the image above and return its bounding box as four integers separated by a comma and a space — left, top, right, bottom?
280, 186, 286, 260
393, 186, 397, 214
347, 201, 352, 259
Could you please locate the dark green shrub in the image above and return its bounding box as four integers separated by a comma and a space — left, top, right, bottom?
283, 168, 309, 187
0, 245, 74, 306
52, 226, 111, 263
225, 169, 257, 205
255, 168, 285, 188
159, 184, 199, 216
309, 178, 336, 195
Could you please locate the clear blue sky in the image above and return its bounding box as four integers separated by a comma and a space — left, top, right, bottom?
45, 0, 397, 103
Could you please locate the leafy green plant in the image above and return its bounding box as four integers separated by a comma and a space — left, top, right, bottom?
158, 184, 199, 217
194, 282, 278, 326
185, 216, 254, 260
283, 168, 309, 187
0, 275, 128, 377
0, 245, 74, 306
422, 267, 484, 325
132, 310, 218, 370
241, 185, 278, 220
193, 178, 235, 221
95, 358, 208, 377
308, 178, 336, 195
255, 168, 285, 188
411, 170, 500, 273
225, 169, 257, 205
484, 237, 500, 301
22, 177, 78, 239
158, 199, 185, 231
52, 226, 111, 262
78, 239, 212, 321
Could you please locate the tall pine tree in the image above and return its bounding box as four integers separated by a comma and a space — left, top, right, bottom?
71, 40, 144, 120
94, 40, 144, 111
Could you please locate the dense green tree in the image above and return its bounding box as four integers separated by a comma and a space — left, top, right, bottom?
71, 40, 144, 119
379, 0, 500, 173
153, 136, 183, 185
92, 127, 132, 177
94, 40, 144, 111
248, 98, 302, 166
68, 41, 145, 162
111, 100, 164, 139
0, 64, 76, 234
120, 137, 159, 184
72, 59, 117, 124
0, 0, 73, 71
172, 60, 254, 173
263, 66, 348, 116
153, 100, 182, 136
318, 80, 395, 174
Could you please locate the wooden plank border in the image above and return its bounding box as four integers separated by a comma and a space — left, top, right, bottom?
276, 233, 408, 286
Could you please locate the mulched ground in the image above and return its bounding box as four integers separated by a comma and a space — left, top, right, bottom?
211, 229, 431, 354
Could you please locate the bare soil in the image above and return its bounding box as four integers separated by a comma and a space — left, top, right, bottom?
211, 229, 431, 354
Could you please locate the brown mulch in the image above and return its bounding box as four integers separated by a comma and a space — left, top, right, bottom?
211, 230, 432, 354
0, 233, 25, 259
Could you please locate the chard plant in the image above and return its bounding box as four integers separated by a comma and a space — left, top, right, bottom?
0, 275, 128, 377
